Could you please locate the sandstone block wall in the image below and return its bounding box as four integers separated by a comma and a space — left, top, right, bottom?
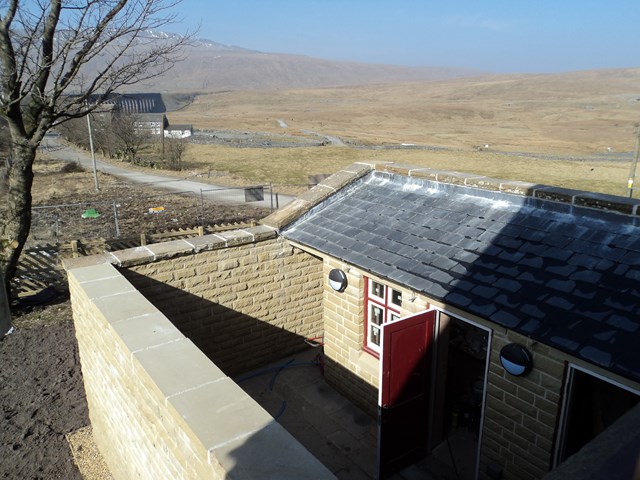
66, 228, 334, 480
480, 330, 564, 480
119, 235, 324, 375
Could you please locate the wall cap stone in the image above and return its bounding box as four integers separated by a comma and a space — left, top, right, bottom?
63, 224, 278, 271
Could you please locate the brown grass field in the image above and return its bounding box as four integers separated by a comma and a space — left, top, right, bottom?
169, 68, 640, 196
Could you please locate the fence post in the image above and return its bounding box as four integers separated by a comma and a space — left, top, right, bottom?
269, 183, 274, 211
200, 189, 206, 227
140, 233, 147, 246
71, 240, 79, 258
113, 199, 121, 238
0, 268, 12, 336
197, 226, 204, 236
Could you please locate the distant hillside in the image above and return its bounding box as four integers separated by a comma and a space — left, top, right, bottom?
122, 35, 482, 93
169, 66, 640, 154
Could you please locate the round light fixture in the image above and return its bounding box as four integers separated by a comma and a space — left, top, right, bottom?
328, 269, 348, 293
499, 343, 533, 377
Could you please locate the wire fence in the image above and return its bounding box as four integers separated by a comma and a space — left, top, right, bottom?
27, 185, 281, 247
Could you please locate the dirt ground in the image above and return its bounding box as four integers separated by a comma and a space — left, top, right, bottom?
1, 155, 272, 479
1, 300, 86, 480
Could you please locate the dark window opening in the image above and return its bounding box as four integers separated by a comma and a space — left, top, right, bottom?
559, 368, 639, 463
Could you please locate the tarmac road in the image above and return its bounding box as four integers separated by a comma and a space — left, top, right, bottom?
40, 132, 296, 210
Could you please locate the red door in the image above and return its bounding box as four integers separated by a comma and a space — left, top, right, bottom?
377, 309, 436, 479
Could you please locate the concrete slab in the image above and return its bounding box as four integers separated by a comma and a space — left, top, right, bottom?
75, 274, 137, 300
235, 349, 379, 479
235, 348, 451, 480
68, 263, 119, 283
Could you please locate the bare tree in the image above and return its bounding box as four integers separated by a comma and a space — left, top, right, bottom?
111, 111, 149, 164
0, 0, 192, 302
164, 135, 186, 170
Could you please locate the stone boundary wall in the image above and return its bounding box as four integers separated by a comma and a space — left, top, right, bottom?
120, 235, 323, 375
65, 226, 334, 480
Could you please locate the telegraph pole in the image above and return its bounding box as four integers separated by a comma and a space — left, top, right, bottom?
627, 126, 640, 198
86, 111, 99, 191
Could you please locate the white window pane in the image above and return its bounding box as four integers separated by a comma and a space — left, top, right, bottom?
391, 289, 402, 307
371, 305, 384, 325
370, 325, 380, 346
370, 280, 385, 300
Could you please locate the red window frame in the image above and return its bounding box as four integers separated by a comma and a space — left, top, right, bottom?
364, 277, 402, 357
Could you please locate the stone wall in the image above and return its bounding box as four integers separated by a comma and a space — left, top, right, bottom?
480, 330, 564, 480
66, 226, 334, 480
120, 234, 323, 375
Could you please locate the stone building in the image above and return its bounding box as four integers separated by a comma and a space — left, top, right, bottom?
66, 161, 640, 479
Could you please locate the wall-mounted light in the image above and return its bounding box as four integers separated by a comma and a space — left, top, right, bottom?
328, 269, 348, 293
500, 343, 533, 377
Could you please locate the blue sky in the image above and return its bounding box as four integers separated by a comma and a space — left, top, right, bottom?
175, 1, 638, 73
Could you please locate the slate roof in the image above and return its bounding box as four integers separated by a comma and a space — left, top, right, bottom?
281, 167, 640, 382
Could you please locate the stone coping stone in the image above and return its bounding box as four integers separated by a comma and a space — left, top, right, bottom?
63, 225, 278, 271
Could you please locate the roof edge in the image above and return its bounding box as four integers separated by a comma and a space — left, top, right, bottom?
263, 161, 640, 231
260, 162, 377, 230
376, 163, 640, 216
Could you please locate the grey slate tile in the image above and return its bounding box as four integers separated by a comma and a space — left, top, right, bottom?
606, 315, 639, 333
496, 265, 522, 278
444, 292, 473, 307
520, 304, 546, 319
429, 270, 454, 285
490, 310, 522, 328
579, 346, 613, 368
549, 335, 581, 352
545, 296, 575, 311
547, 265, 578, 277
547, 279, 577, 294
494, 278, 522, 293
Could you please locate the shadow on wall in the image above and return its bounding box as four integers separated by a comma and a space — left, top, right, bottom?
121, 269, 309, 376
120, 269, 381, 478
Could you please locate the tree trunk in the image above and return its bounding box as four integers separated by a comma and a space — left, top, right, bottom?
0, 142, 36, 298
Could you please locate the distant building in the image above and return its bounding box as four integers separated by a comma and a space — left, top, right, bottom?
134, 114, 168, 135
164, 124, 193, 139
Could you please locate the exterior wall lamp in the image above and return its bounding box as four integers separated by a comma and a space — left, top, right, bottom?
328, 269, 348, 293
499, 343, 533, 376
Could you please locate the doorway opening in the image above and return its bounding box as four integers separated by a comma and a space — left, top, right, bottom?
556, 366, 640, 465
427, 312, 491, 480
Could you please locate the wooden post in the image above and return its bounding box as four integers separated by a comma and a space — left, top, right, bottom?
71, 240, 79, 258
140, 233, 147, 246
197, 226, 204, 236
0, 267, 11, 336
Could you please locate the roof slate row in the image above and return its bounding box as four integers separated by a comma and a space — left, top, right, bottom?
279, 163, 640, 382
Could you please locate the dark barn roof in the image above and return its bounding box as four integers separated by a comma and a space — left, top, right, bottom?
281, 166, 640, 382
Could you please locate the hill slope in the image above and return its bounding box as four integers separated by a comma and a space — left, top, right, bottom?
170, 67, 640, 154
125, 37, 482, 92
